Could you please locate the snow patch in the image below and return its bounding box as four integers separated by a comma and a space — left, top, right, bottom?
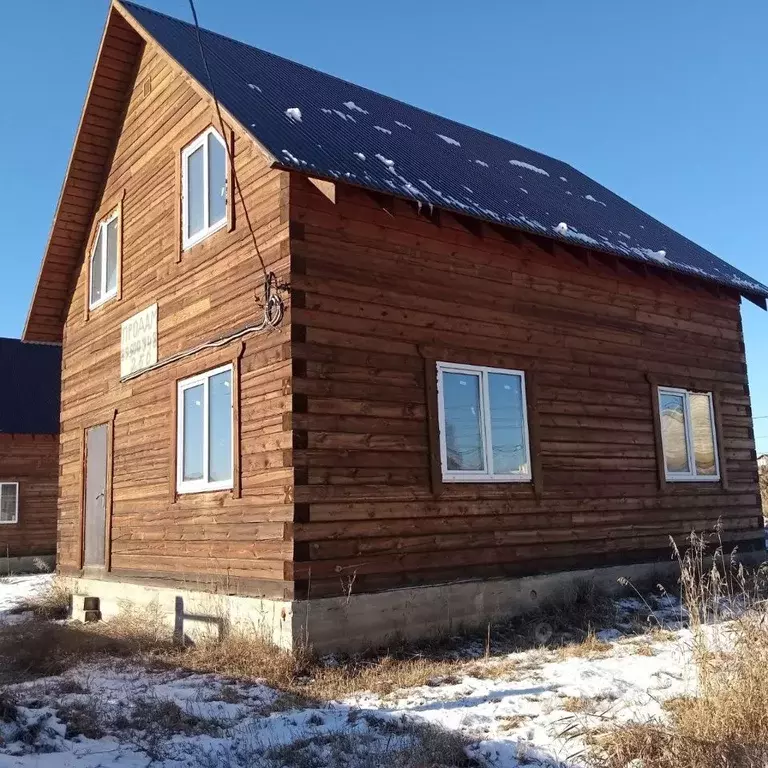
474, 159, 489, 167
618, 231, 631, 240
562, 228, 600, 246
635, 247, 669, 263
284, 107, 302, 122
374, 125, 392, 135
560, 176, 567, 182
395, 121, 412, 130
436, 134, 461, 147
281, 149, 305, 165
375, 153, 395, 170
343, 100, 369, 114
555, 222, 569, 235
247, 83, 262, 92
584, 194, 607, 206
509, 159, 549, 176
354, 152, 366, 161
334, 109, 356, 122
519, 188, 528, 194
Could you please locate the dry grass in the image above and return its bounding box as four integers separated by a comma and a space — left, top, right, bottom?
556, 631, 612, 659
262, 714, 475, 768
9, 576, 72, 620
590, 529, 768, 768
0, 575, 624, 704
561, 695, 595, 713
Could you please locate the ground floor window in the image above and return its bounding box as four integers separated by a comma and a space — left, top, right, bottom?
437, 362, 531, 482
0, 483, 18, 524
177, 364, 234, 494
658, 387, 719, 481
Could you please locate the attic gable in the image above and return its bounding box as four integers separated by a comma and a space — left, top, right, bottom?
23, 2, 266, 343
23, 10, 143, 342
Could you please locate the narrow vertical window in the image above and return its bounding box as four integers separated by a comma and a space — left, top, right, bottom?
89, 211, 119, 310
0, 483, 19, 524
177, 365, 233, 493
182, 127, 228, 249
437, 362, 531, 482
658, 387, 720, 481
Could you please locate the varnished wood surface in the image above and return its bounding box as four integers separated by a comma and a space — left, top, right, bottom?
0, 434, 58, 558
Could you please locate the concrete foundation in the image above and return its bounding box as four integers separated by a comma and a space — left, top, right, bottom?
66, 552, 766, 654
0, 555, 55, 576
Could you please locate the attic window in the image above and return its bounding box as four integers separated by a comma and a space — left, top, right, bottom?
181, 127, 227, 249
89, 211, 119, 310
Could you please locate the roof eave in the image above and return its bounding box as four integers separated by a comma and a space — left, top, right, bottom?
273, 162, 768, 308
22, 7, 120, 341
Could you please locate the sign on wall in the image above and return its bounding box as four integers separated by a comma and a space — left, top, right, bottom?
120, 303, 158, 378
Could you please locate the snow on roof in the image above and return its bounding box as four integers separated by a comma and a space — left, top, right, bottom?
121, 0, 768, 300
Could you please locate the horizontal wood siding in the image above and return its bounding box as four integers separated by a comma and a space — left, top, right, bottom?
0, 434, 58, 558
58, 42, 294, 597
289, 176, 762, 598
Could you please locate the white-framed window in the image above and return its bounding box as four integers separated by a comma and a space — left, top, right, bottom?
0, 483, 19, 524
89, 211, 119, 310
658, 387, 720, 482
181, 127, 228, 249
177, 364, 234, 494
437, 362, 532, 483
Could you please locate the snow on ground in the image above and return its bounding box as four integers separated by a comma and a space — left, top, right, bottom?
0, 576, 701, 767
0, 573, 52, 620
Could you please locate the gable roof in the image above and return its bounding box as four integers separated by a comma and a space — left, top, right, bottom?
0, 339, 61, 435
119, 0, 768, 303
23, 2, 768, 342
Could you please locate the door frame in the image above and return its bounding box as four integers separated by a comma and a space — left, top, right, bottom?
78, 409, 117, 573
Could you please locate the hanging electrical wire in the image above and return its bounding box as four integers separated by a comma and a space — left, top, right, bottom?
187, 0, 284, 324
123, 3, 285, 383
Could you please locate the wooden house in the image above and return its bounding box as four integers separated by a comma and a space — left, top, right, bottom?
24, 1, 767, 650
0, 339, 60, 571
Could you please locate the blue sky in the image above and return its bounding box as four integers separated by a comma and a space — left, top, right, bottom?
2, 0, 768, 450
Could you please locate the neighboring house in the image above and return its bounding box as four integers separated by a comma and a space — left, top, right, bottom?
0, 339, 61, 570
23, 1, 768, 650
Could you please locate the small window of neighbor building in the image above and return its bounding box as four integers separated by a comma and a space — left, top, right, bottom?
658, 387, 720, 482
437, 362, 532, 483
0, 483, 19, 524
181, 127, 227, 249
176, 364, 234, 494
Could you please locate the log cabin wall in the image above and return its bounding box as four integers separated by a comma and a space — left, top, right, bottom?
57, 39, 295, 598
0, 434, 58, 559
288, 175, 762, 599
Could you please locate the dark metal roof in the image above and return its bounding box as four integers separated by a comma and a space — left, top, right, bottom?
0, 339, 61, 435
121, 1, 768, 300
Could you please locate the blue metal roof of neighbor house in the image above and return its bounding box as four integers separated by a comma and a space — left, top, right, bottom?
121, 1, 768, 301
0, 339, 61, 434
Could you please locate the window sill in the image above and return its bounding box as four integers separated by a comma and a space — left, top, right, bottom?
88, 292, 118, 313
665, 476, 721, 484
182, 219, 228, 252
176, 482, 233, 496
442, 475, 532, 484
